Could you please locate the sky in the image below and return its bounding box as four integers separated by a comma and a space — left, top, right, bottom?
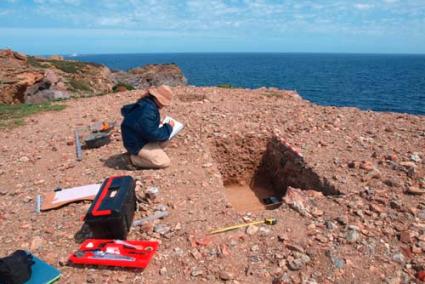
0, 0, 424, 55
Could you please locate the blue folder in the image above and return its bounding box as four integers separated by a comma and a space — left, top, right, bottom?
25, 255, 61, 284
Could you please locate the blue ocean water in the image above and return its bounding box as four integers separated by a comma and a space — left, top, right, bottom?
65, 53, 425, 115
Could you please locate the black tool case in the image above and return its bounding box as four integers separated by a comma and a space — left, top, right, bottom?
84, 176, 136, 239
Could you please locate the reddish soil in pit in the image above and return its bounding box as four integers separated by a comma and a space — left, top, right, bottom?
224, 182, 275, 212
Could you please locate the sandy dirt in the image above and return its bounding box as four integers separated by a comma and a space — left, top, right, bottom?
0, 86, 424, 283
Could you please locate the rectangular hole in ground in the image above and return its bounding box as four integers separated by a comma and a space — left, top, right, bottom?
211, 134, 340, 212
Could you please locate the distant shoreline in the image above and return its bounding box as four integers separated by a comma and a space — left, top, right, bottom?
59, 51, 425, 57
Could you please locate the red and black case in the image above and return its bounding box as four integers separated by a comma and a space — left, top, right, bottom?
84, 176, 136, 239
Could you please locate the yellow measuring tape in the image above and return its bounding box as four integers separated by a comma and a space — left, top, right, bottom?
209, 218, 277, 234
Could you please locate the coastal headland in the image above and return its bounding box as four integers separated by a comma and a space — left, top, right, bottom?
0, 50, 424, 283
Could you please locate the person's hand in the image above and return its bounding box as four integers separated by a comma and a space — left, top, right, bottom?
168, 120, 175, 128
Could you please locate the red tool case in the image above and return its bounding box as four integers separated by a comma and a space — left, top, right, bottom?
69, 239, 159, 268
84, 176, 136, 239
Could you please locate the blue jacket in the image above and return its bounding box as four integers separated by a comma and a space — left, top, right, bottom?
120, 96, 172, 155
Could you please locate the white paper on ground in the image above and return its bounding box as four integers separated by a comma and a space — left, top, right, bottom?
162, 115, 184, 139
52, 184, 101, 204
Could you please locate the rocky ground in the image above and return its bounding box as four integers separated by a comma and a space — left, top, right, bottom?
0, 86, 424, 283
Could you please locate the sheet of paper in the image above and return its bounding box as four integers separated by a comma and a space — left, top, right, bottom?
162, 115, 184, 139
53, 184, 101, 204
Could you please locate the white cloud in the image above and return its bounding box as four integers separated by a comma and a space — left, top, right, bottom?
2, 0, 422, 39
34, 0, 80, 5
354, 3, 374, 10
97, 17, 130, 27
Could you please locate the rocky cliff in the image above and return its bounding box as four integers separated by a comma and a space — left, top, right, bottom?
112, 64, 188, 89
0, 49, 187, 104
0, 49, 113, 104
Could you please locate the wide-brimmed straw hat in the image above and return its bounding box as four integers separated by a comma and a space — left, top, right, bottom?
148, 85, 173, 106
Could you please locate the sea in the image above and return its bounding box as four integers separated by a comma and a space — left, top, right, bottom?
65, 53, 425, 115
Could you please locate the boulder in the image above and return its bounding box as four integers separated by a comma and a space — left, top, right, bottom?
114, 84, 129, 92
44, 69, 60, 85
25, 89, 70, 104
0, 49, 27, 61
24, 79, 51, 98
14, 52, 27, 61
112, 63, 187, 89
24, 70, 70, 103
90, 66, 114, 94
43, 70, 67, 91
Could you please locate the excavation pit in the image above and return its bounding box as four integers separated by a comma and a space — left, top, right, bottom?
211, 134, 339, 212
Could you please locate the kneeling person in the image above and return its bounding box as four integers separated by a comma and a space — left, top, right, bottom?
121, 85, 174, 169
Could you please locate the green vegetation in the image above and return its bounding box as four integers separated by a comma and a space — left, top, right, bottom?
27, 56, 104, 73
262, 92, 283, 98
27, 56, 48, 69
68, 78, 92, 92
112, 82, 135, 92
217, 83, 234, 89
48, 60, 89, 73
0, 102, 66, 129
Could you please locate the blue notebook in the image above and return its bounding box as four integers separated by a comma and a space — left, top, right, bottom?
25, 255, 61, 284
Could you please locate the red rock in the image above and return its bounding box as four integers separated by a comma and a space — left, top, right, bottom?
189, 235, 213, 247
315, 235, 329, 243
115, 85, 128, 92
412, 245, 422, 254
311, 207, 324, 217
30, 236, 43, 251
370, 204, 385, 214
141, 222, 154, 232
286, 244, 305, 253
416, 271, 425, 281
405, 186, 425, 195
220, 244, 230, 256
277, 234, 288, 242
399, 231, 412, 243
385, 154, 397, 161
360, 161, 374, 171
191, 249, 202, 260
400, 246, 413, 258
400, 161, 416, 169
283, 187, 309, 216
305, 190, 324, 198
219, 271, 234, 281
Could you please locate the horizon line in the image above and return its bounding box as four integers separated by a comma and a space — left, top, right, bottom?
53, 51, 425, 57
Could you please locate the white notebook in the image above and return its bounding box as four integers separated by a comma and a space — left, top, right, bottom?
162, 115, 184, 139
